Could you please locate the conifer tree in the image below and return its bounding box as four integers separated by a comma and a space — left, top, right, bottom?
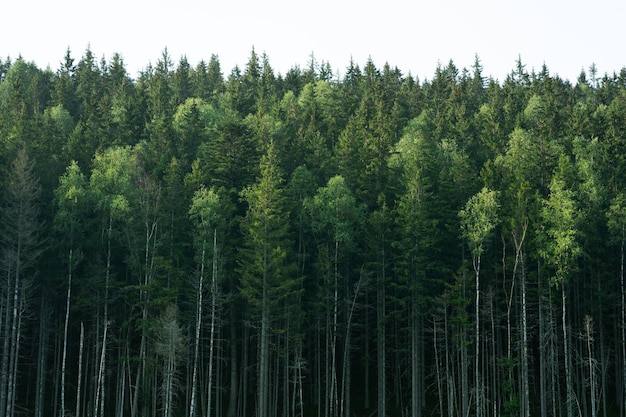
240, 139, 295, 417
0, 149, 43, 417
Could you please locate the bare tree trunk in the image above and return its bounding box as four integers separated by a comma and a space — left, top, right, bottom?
474, 254, 481, 417
95, 320, 108, 417
5, 262, 21, 417
259, 289, 270, 417
76, 322, 84, 417
562, 285, 575, 417
364, 291, 370, 412
433, 314, 444, 417
0, 280, 11, 417
117, 346, 126, 417
377, 246, 386, 417
619, 228, 626, 416
520, 249, 530, 417
97, 214, 113, 417
539, 264, 548, 417
227, 313, 238, 417
189, 243, 205, 417
35, 299, 49, 417
585, 315, 598, 417
60, 249, 72, 417
207, 229, 219, 417
341, 270, 364, 417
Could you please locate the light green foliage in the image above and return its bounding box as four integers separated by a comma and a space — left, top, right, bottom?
607, 193, 626, 242
459, 187, 499, 258
306, 175, 362, 249
540, 157, 581, 286
89, 145, 138, 220
54, 161, 89, 246
189, 187, 223, 234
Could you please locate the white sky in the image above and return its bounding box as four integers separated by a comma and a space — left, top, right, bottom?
2, 0, 624, 83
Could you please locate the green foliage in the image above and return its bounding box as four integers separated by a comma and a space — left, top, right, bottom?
89, 145, 138, 220
306, 175, 363, 249
239, 140, 296, 308
539, 156, 582, 287
459, 187, 499, 258
5, 49, 626, 417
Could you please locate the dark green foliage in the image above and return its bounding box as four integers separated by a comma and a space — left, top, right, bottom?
2, 48, 626, 417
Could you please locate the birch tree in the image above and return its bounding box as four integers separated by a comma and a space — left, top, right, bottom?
459, 187, 499, 417
306, 175, 362, 417
188, 186, 228, 417
539, 156, 581, 417
54, 160, 88, 417
89, 145, 137, 417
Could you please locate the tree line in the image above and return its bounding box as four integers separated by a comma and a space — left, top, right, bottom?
1, 47, 626, 417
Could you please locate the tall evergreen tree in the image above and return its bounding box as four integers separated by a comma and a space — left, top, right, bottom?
239, 140, 295, 417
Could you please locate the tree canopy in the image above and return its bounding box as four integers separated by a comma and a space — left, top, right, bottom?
1, 49, 626, 417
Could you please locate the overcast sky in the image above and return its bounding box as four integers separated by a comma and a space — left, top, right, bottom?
3, 0, 624, 83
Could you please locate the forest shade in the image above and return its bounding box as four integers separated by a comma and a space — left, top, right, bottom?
1, 48, 626, 417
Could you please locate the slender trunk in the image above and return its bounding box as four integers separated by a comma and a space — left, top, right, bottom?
619, 228, 626, 416
512, 223, 530, 417
0, 271, 12, 417
189, 242, 205, 417
227, 310, 238, 417
76, 322, 84, 417
95, 320, 108, 417
117, 346, 126, 417
474, 254, 481, 417
489, 290, 497, 417
6, 255, 21, 417
331, 240, 339, 417
242, 322, 249, 417
259, 220, 270, 417
520, 249, 530, 417
364, 291, 370, 412
434, 315, 443, 417
539, 262, 548, 417
585, 315, 597, 417
35, 299, 48, 417
461, 271, 469, 417
260, 290, 270, 417
9, 294, 23, 417
563, 285, 574, 417
98, 214, 112, 417
341, 270, 363, 417
208, 229, 219, 417
61, 249, 73, 417
444, 301, 455, 417
412, 288, 420, 417
377, 242, 386, 417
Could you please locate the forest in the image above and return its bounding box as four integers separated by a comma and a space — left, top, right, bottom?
0, 47, 626, 417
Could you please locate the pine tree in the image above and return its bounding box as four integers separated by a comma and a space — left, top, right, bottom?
0, 149, 43, 417
239, 140, 295, 417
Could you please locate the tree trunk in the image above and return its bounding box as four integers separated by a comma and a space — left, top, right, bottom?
474, 254, 481, 417
5, 258, 21, 417
563, 285, 575, 417
619, 227, 626, 416
76, 322, 84, 417
207, 229, 219, 417
60, 249, 72, 417
35, 299, 49, 417
377, 235, 387, 417
189, 243, 205, 417
227, 312, 238, 417
341, 270, 364, 417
